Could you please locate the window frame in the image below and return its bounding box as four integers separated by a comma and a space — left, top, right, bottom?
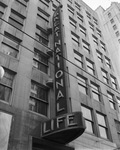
74, 50, 83, 68
86, 59, 95, 75
77, 74, 88, 95
96, 112, 108, 139
107, 92, 116, 110
82, 39, 90, 53
81, 105, 94, 134
29, 81, 48, 116
91, 81, 101, 102
33, 49, 48, 74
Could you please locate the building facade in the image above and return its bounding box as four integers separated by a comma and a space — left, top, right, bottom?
0, 0, 120, 150
96, 2, 120, 86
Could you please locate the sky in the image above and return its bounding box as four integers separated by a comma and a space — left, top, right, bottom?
82, 0, 120, 10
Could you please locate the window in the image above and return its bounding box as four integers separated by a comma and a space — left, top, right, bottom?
101, 69, 109, 84
110, 75, 117, 89
77, 74, 87, 95
115, 31, 120, 37
9, 10, 25, 30
33, 49, 48, 73
100, 41, 106, 51
110, 19, 114, 24
0, 112, 12, 150
86, 59, 95, 75
96, 112, 108, 139
1, 37, 19, 58
0, 3, 6, 25
107, 92, 116, 110
37, 7, 49, 23
77, 12, 83, 23
113, 25, 117, 30
71, 32, 79, 46
82, 40, 90, 53
117, 97, 120, 112
93, 17, 98, 25
0, 69, 15, 103
118, 39, 120, 43
67, 5, 74, 15
86, 11, 91, 20
16, 0, 29, 6
81, 105, 94, 133
29, 82, 48, 116
79, 25, 86, 36
40, 0, 49, 8
115, 120, 120, 141
68, 0, 72, 4
105, 57, 111, 68
96, 28, 101, 37
75, 2, 81, 11
96, 50, 103, 62
36, 25, 49, 46
89, 22, 94, 32
74, 50, 83, 68
92, 35, 98, 45
91, 82, 100, 101
108, 12, 111, 18
69, 17, 76, 29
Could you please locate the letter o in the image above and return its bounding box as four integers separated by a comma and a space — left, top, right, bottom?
55, 70, 63, 78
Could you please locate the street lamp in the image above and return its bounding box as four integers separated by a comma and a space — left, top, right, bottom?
0, 66, 5, 79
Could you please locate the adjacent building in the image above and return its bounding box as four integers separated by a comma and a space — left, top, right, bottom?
0, 0, 120, 150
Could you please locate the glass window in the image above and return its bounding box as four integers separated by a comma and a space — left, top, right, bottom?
74, 50, 83, 68
33, 49, 48, 74
100, 41, 106, 51
71, 32, 79, 46
96, 50, 103, 62
96, 28, 101, 37
105, 57, 111, 68
108, 12, 111, 18
117, 97, 120, 112
29, 82, 48, 116
107, 92, 116, 110
1, 43, 18, 58
82, 40, 90, 53
0, 112, 12, 150
68, 0, 72, 4
89, 22, 94, 32
36, 25, 48, 46
77, 12, 83, 23
9, 10, 25, 30
113, 25, 117, 30
81, 105, 94, 133
37, 7, 49, 22
115, 31, 120, 37
101, 69, 108, 84
92, 35, 98, 45
110, 19, 114, 24
93, 17, 98, 25
77, 74, 87, 95
0, 69, 15, 103
110, 75, 117, 89
96, 112, 108, 139
114, 120, 120, 141
79, 25, 86, 36
69, 17, 76, 29
86, 59, 95, 75
91, 82, 100, 101
67, 5, 74, 15
86, 11, 91, 20
75, 2, 81, 11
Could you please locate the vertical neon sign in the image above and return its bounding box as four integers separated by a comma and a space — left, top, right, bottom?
53, 5, 68, 116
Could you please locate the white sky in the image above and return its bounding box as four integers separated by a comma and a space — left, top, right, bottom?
82, 0, 120, 10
